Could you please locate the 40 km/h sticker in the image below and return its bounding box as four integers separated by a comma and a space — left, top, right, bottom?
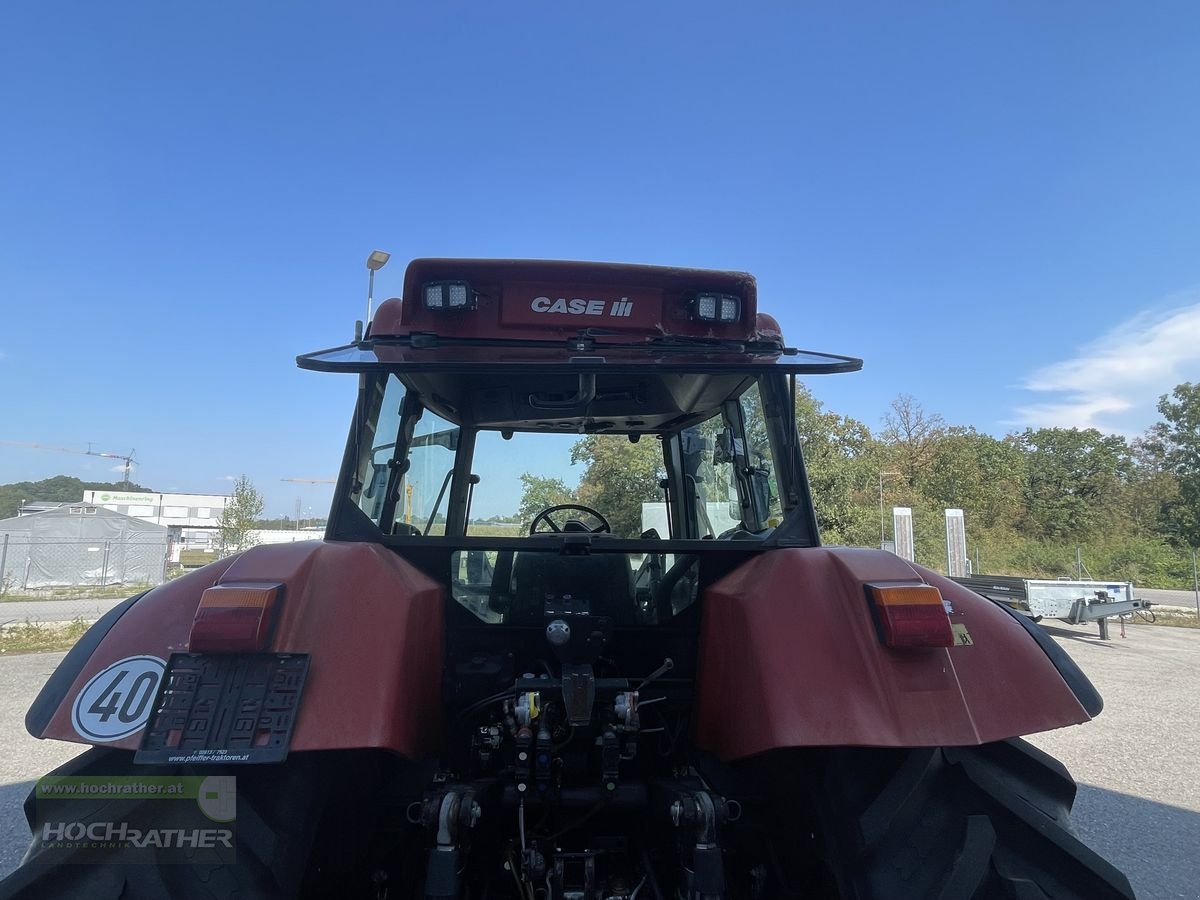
71, 656, 166, 742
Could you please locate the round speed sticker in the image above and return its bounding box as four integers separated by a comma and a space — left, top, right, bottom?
71, 655, 166, 742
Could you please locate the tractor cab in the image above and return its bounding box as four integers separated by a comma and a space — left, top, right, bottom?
299, 259, 861, 629
6, 258, 1130, 900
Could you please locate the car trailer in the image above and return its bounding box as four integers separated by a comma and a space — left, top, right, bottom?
953, 575, 1153, 640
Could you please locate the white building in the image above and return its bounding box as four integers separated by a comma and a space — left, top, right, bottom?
81, 490, 230, 529
76, 492, 328, 564
251, 528, 324, 545
81, 490, 231, 560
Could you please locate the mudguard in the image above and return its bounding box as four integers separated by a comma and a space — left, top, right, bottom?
694, 546, 1095, 760
27, 541, 445, 758
29, 542, 1094, 762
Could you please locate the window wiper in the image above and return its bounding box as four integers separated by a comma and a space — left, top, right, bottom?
411, 427, 460, 450
423, 468, 455, 536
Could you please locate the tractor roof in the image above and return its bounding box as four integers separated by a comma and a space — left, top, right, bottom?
298, 258, 862, 377
374, 258, 765, 344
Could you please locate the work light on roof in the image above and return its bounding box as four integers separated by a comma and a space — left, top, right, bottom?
692, 293, 741, 323
422, 281, 476, 311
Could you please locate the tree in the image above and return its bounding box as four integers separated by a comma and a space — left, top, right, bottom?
1148, 382, 1200, 546
1011, 428, 1131, 542
1127, 435, 1180, 538
0, 476, 155, 520
571, 435, 665, 537
880, 394, 947, 488
217, 475, 265, 556
922, 429, 1025, 527
794, 385, 880, 545
516, 474, 575, 526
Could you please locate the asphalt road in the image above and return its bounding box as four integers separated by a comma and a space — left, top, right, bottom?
0, 597, 124, 624
1137, 587, 1200, 612
1025, 623, 1200, 899
0, 627, 1197, 897
0, 651, 81, 878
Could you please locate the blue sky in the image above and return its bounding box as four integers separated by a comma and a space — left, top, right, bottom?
1, 2, 1198, 519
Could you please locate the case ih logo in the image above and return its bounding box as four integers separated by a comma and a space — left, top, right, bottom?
530, 297, 634, 318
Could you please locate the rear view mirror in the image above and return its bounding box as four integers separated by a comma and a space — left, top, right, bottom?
750, 468, 772, 517
712, 429, 735, 465
364, 462, 388, 499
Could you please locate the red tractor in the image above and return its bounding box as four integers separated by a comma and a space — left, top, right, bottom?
2, 259, 1133, 899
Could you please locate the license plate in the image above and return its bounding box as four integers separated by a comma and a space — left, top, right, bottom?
136, 653, 309, 765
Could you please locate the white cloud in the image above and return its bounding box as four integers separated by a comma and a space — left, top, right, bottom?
1014, 295, 1200, 434
218, 475, 236, 481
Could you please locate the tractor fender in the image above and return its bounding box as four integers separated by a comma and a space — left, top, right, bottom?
27, 541, 445, 758
694, 546, 1096, 760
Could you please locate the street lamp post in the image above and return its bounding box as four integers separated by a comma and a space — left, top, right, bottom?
366, 249, 391, 323
1192, 548, 1199, 623
878, 471, 901, 547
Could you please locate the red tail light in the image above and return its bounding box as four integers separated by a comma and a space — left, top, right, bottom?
190, 583, 282, 652
866, 583, 954, 649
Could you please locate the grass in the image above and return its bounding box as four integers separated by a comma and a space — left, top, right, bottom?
467, 523, 526, 537
0, 583, 154, 603
0, 618, 91, 654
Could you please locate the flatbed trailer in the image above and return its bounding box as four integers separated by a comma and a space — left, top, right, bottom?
952, 574, 1153, 640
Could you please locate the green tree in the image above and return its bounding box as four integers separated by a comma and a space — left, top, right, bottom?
571, 435, 665, 537
880, 394, 947, 489
1148, 382, 1200, 546
1012, 428, 1131, 542
1127, 435, 1180, 538
0, 476, 156, 519
922, 429, 1025, 527
794, 385, 880, 545
217, 475, 265, 556
516, 473, 575, 526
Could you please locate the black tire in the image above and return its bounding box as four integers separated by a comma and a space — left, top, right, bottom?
816, 739, 1135, 899
0, 747, 333, 900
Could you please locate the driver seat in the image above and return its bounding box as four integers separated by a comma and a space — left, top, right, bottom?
509, 527, 636, 625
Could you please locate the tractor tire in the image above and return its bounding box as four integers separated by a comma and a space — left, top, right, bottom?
0, 747, 331, 900
816, 738, 1135, 899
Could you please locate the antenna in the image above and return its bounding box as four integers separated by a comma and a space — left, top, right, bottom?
366, 250, 391, 324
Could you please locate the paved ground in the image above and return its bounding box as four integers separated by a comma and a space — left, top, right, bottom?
0, 651, 80, 878
1137, 587, 1199, 613
0, 597, 124, 625
1025, 623, 1200, 899
0, 626, 1197, 896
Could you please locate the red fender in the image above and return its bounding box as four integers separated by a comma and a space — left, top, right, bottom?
31, 541, 444, 757
33, 542, 1089, 761
694, 547, 1090, 760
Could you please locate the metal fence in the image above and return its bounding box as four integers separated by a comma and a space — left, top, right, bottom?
0, 536, 170, 623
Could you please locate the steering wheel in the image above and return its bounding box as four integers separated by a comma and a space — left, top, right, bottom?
529, 504, 612, 535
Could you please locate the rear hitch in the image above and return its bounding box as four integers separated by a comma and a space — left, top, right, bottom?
417, 786, 481, 900
670, 790, 732, 900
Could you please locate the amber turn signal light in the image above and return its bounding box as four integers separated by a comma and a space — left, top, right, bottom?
866, 583, 954, 649
190, 583, 282, 653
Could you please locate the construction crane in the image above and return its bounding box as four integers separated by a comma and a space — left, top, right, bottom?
279, 479, 336, 531
0, 440, 137, 486
278, 479, 335, 532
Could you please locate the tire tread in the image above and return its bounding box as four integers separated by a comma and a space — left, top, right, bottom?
818, 740, 1136, 900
